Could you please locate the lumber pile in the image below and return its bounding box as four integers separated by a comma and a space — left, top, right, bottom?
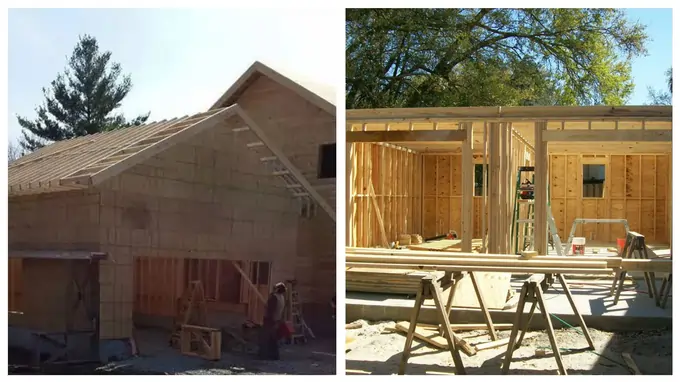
346, 267, 447, 295
345, 247, 673, 275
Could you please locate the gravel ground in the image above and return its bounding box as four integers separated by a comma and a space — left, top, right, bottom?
10, 338, 336, 375
346, 320, 672, 375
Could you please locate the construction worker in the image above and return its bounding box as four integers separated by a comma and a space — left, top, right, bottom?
258, 282, 287, 360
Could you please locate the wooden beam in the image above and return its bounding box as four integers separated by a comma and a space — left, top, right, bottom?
346, 254, 609, 269
236, 106, 336, 222
346, 262, 614, 275
534, 121, 548, 255
232, 261, 266, 304
346, 130, 467, 143
368, 182, 390, 248
542, 130, 671, 142
462, 123, 473, 252
347, 105, 672, 123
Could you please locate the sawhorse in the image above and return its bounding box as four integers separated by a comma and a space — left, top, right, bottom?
610, 232, 660, 305
502, 274, 594, 375
399, 275, 466, 375
399, 272, 501, 375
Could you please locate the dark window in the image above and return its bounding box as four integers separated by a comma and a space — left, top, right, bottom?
257, 262, 270, 285
583, 164, 605, 198
318, 143, 336, 179
474, 164, 489, 196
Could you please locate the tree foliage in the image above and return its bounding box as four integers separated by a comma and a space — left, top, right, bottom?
8, 141, 24, 164
346, 8, 649, 109
17, 35, 149, 152
646, 67, 672, 105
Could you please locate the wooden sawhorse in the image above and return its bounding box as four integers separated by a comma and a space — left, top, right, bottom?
399, 275, 466, 375
399, 272, 500, 375
610, 232, 660, 305
501, 274, 595, 375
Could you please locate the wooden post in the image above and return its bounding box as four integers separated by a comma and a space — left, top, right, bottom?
347, 142, 353, 246
462, 122, 473, 253
488, 122, 500, 253
482, 122, 488, 253
534, 121, 548, 256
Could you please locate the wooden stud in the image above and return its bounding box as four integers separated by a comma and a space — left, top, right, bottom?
534, 121, 548, 256
462, 123, 473, 253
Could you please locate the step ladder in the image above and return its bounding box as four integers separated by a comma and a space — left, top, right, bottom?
284, 280, 315, 344
511, 166, 565, 256
170, 280, 208, 348
232, 126, 317, 219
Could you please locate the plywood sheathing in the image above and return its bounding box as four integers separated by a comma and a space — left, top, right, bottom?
228, 73, 336, 305
549, 154, 670, 243
96, 116, 301, 337
348, 143, 420, 247
417, 127, 533, 247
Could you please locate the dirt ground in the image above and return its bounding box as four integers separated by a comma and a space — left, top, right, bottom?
9, 329, 336, 375
345, 320, 672, 375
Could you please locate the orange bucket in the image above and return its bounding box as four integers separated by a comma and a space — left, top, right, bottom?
616, 238, 626, 254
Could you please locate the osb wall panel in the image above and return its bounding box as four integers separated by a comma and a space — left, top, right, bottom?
8, 190, 100, 251
421, 132, 534, 241
234, 75, 336, 207
549, 154, 670, 244
96, 121, 308, 335
348, 143, 421, 247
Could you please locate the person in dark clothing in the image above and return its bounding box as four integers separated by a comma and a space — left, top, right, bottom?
258, 282, 287, 360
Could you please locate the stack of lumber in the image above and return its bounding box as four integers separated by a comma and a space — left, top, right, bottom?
346, 247, 673, 274
346, 267, 446, 295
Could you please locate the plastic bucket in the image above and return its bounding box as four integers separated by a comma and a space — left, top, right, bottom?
572, 237, 586, 255
617, 238, 626, 254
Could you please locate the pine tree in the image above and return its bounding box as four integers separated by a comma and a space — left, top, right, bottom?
17, 34, 149, 151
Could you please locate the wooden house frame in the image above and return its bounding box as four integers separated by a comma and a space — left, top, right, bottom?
346, 106, 672, 255
8, 61, 337, 349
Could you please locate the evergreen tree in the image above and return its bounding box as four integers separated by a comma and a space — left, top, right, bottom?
17, 34, 149, 151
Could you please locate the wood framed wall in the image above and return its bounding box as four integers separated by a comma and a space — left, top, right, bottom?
348, 142, 421, 247
549, 153, 670, 244
420, 131, 534, 242
133, 257, 270, 324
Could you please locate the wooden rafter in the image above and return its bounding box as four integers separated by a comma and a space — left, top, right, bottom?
235, 105, 336, 223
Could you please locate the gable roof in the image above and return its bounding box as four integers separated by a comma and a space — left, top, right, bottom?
209, 61, 335, 116
8, 106, 237, 196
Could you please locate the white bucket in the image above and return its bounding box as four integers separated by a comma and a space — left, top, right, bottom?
572, 237, 586, 255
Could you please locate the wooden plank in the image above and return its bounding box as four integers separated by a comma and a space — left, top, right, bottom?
232, 261, 266, 304
462, 124, 473, 252
542, 130, 671, 142
347, 130, 468, 143
534, 121, 548, 255
346, 262, 614, 275
475, 332, 536, 351
368, 181, 389, 248
237, 106, 336, 222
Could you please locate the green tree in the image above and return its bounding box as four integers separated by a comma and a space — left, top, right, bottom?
346, 9, 649, 109
17, 34, 149, 151
646, 67, 672, 105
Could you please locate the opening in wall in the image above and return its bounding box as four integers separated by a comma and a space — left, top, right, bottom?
318, 143, 336, 179
474, 164, 489, 196
583, 164, 605, 198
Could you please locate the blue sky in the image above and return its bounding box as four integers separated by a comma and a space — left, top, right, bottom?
6, 8, 673, 146
6, 8, 341, 146
625, 8, 673, 104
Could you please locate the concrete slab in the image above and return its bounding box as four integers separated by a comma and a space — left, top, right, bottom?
347, 276, 672, 331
